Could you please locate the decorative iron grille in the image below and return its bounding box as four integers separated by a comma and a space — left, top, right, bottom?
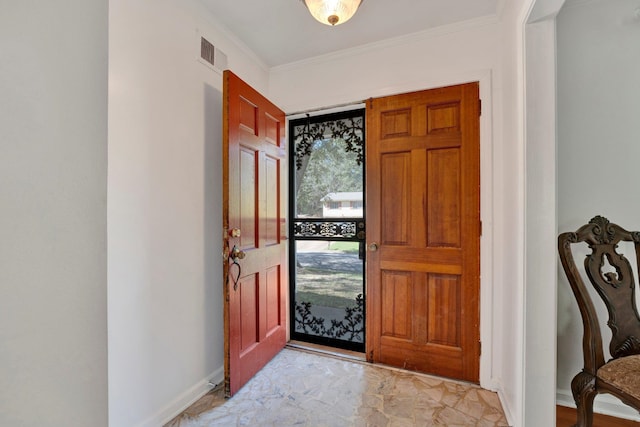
293, 219, 362, 240
294, 294, 364, 343
292, 113, 364, 170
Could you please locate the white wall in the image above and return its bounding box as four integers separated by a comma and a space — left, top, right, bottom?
108, 1, 269, 425
523, 2, 564, 426
269, 17, 500, 112
495, 1, 531, 424
556, 0, 640, 419
270, 14, 529, 425
0, 1, 108, 426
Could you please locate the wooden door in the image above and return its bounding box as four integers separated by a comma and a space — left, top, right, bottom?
365, 83, 480, 382
223, 70, 287, 396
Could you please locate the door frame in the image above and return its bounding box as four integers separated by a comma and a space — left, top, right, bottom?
282, 71, 494, 388
287, 108, 367, 352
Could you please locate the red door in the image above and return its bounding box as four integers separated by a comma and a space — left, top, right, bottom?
366, 83, 481, 382
223, 71, 288, 396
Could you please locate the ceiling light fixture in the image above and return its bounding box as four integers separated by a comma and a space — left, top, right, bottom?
302, 0, 363, 26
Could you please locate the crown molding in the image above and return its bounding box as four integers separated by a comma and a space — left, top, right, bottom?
270, 14, 499, 73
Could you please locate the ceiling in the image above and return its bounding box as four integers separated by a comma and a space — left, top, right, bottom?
200, 0, 501, 67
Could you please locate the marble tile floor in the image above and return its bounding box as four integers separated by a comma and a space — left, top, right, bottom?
165, 348, 509, 427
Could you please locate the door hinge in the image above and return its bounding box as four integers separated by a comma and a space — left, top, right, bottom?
479, 341, 482, 356
479, 220, 483, 237
479, 99, 482, 116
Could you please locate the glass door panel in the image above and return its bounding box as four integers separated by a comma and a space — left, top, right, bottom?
289, 109, 365, 352
294, 239, 364, 345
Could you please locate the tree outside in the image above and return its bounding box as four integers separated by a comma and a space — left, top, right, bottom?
295, 137, 363, 217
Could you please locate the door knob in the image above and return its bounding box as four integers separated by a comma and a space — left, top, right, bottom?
230, 245, 246, 260
229, 228, 241, 237
368, 243, 379, 252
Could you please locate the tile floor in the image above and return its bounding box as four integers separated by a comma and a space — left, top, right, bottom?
166, 348, 509, 427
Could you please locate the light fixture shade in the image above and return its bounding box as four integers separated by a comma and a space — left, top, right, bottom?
303, 0, 363, 26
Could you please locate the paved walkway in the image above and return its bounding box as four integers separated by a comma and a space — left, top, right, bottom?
296, 251, 363, 274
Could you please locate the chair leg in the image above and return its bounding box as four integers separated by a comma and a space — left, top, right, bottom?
571, 372, 597, 427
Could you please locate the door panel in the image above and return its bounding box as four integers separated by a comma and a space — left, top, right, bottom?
380, 152, 411, 246
427, 148, 461, 247
265, 265, 281, 333
223, 70, 287, 396
239, 274, 259, 352
427, 273, 461, 347
366, 82, 480, 383
380, 270, 412, 339
239, 147, 257, 249
288, 109, 366, 352
265, 156, 279, 246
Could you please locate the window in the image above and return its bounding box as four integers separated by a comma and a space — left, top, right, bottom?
350, 201, 362, 209
328, 201, 341, 210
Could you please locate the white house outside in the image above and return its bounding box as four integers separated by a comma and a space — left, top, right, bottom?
321, 192, 363, 218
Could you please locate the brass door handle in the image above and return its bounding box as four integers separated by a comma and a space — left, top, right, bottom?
368, 243, 379, 252
230, 246, 246, 260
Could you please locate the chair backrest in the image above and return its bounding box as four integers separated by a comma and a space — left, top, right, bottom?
558, 216, 640, 374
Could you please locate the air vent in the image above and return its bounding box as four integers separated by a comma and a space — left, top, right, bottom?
199, 36, 228, 74
201, 37, 215, 66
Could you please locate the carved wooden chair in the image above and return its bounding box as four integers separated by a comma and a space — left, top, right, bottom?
558, 216, 640, 427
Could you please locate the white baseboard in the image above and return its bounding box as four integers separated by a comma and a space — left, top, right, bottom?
136, 366, 224, 427
557, 388, 640, 421
488, 378, 515, 426
497, 390, 516, 426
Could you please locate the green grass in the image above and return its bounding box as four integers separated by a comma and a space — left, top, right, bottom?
295, 291, 355, 309
328, 241, 360, 253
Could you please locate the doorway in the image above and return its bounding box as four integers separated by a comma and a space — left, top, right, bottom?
223, 71, 481, 403
288, 109, 366, 352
